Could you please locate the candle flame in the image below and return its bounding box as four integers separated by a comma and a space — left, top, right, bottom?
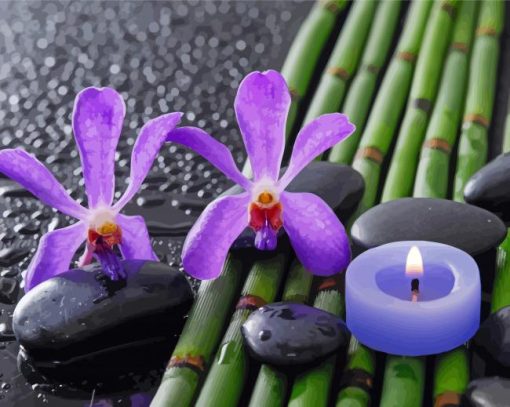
406, 246, 423, 277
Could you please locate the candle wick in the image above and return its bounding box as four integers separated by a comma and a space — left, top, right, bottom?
411, 278, 420, 302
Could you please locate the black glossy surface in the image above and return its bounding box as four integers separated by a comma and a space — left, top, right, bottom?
463, 377, 510, 407
464, 153, 510, 225
241, 302, 350, 367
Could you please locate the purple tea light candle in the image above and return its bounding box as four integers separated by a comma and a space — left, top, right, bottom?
346, 241, 481, 356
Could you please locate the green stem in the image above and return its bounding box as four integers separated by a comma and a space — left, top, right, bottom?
433, 348, 469, 405
151, 255, 245, 407
453, 0, 504, 202
195, 252, 288, 407
350, 0, 433, 218
381, 0, 458, 202
303, 0, 377, 125
288, 285, 344, 407
247, 262, 313, 407
329, 0, 403, 165
379, 356, 426, 407
413, 0, 478, 198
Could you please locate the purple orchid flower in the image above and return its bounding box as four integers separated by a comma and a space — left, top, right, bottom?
166, 70, 355, 280
0, 87, 182, 291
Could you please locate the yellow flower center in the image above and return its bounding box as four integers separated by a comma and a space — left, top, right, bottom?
257, 191, 274, 205
97, 221, 118, 236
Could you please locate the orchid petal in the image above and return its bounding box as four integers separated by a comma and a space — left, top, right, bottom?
182, 193, 250, 279
166, 126, 251, 190
280, 191, 350, 276
0, 149, 88, 219
116, 214, 158, 261
278, 114, 355, 189
24, 221, 87, 291
234, 70, 290, 182
73, 87, 126, 208
113, 112, 182, 211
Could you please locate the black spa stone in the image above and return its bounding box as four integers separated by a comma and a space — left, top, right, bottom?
12, 260, 193, 391
463, 377, 510, 407
473, 305, 510, 375
228, 161, 364, 248
241, 302, 350, 367
464, 153, 510, 225
351, 198, 506, 293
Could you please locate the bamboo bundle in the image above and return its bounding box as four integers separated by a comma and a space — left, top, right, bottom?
381, 0, 458, 202
433, 348, 469, 407
194, 252, 288, 407
335, 338, 375, 407
288, 281, 345, 407
282, 0, 348, 133
350, 0, 433, 218
302, 0, 377, 125
413, 0, 477, 198
329, 0, 402, 165
151, 255, 245, 407
247, 262, 313, 407
453, 0, 504, 202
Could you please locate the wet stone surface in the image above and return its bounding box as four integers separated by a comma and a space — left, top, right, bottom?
463, 377, 510, 407
0, 1, 310, 404
241, 302, 350, 367
464, 153, 510, 225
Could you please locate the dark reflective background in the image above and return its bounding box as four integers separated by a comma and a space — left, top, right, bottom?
0, 1, 310, 405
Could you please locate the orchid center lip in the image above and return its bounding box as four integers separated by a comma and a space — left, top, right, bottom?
257, 191, 274, 205
87, 206, 118, 233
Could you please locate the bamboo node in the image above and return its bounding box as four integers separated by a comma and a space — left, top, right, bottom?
318, 277, 339, 292
413, 98, 432, 113
318, 0, 342, 14
355, 146, 384, 165
450, 42, 468, 54
423, 138, 451, 154
327, 66, 350, 81
396, 51, 416, 64
476, 26, 498, 37
464, 113, 490, 129
289, 87, 301, 101
440, 2, 456, 19
340, 368, 374, 393
236, 294, 267, 311
364, 64, 380, 75
168, 355, 206, 373
434, 391, 461, 407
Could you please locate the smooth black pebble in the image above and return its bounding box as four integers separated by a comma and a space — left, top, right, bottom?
465, 153, 510, 225
13, 260, 193, 395
351, 198, 506, 294
241, 302, 350, 367
463, 377, 510, 407
0, 276, 19, 304
229, 161, 364, 249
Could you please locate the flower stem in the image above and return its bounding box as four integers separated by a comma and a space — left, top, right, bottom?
328, 0, 403, 165
302, 0, 378, 126
381, 0, 458, 202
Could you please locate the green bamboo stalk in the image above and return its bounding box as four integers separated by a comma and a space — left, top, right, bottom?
453, 0, 504, 202
350, 0, 433, 219
195, 252, 288, 407
247, 262, 313, 407
407, 3, 479, 404
283, 0, 348, 133
413, 0, 478, 198
329, 0, 402, 165
433, 348, 469, 406
379, 356, 426, 407
381, 0, 458, 202
303, 0, 377, 125
151, 255, 245, 407
335, 338, 375, 407
288, 285, 344, 407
